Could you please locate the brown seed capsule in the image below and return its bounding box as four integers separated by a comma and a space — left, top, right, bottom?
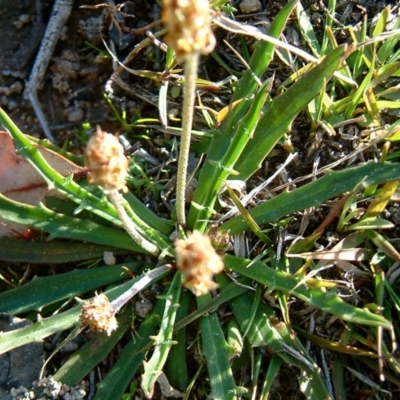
80, 293, 118, 336
162, 0, 216, 62
174, 230, 224, 296
85, 126, 129, 193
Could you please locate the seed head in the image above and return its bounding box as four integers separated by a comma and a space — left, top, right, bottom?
80, 293, 118, 336
85, 126, 129, 193
162, 0, 216, 62
174, 230, 224, 296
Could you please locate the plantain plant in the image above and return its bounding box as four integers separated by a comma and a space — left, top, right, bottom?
1, 0, 400, 398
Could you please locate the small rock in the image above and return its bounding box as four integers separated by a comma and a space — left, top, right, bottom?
240, 0, 262, 14
67, 108, 84, 123
7, 100, 18, 111
13, 14, 30, 29
135, 298, 153, 318
10, 82, 24, 95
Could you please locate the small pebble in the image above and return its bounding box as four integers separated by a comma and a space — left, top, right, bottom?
13, 14, 30, 29
135, 298, 153, 318
67, 108, 84, 123
103, 251, 116, 266
7, 100, 18, 111
240, 0, 262, 13
10, 81, 24, 94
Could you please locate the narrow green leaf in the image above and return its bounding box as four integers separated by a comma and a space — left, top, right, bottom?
222, 162, 400, 234
187, 0, 298, 231
174, 279, 249, 332
0, 307, 81, 355
0, 238, 125, 263
165, 290, 191, 392
0, 193, 143, 252
198, 293, 236, 400
260, 355, 282, 399
0, 267, 170, 354
296, 2, 321, 57
223, 254, 391, 329
0, 108, 169, 248
217, 273, 331, 397
54, 307, 132, 385
234, 45, 346, 180
141, 272, 182, 398
0, 263, 142, 314
94, 299, 165, 400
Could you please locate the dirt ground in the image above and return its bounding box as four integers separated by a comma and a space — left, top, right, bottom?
0, 0, 161, 145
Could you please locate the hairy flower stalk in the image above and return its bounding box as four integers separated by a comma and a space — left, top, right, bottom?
85, 126, 159, 256
162, 0, 215, 226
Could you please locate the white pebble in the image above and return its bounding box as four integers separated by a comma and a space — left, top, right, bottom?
240, 0, 262, 13
67, 108, 84, 123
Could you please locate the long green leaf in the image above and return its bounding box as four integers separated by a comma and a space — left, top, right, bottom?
222, 162, 400, 234
0, 108, 170, 251
94, 298, 166, 400
0, 267, 170, 354
217, 273, 330, 397
223, 254, 391, 329
141, 272, 182, 398
197, 294, 236, 399
0, 238, 125, 263
189, 44, 346, 231
187, 0, 299, 231
0, 193, 143, 252
0, 263, 143, 314
233, 45, 346, 180
54, 307, 132, 385
165, 290, 191, 391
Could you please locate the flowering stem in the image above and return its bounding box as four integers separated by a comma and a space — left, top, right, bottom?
176, 52, 200, 227
108, 189, 160, 256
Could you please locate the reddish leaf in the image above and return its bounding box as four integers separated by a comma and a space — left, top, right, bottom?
0, 131, 83, 237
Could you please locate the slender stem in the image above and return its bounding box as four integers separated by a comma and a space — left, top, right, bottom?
176, 52, 200, 227
108, 189, 160, 256
111, 264, 171, 313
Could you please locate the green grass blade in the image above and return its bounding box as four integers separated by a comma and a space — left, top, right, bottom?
0, 193, 143, 252
217, 273, 331, 397
191, 79, 271, 224
141, 272, 182, 398
0, 263, 142, 314
223, 254, 391, 329
377, 14, 400, 63
53, 307, 132, 386
125, 191, 174, 236
0, 268, 170, 354
94, 299, 166, 400
273, 320, 331, 399
234, 45, 346, 180
296, 2, 321, 57
0, 307, 81, 354
0, 238, 125, 263
222, 162, 400, 234
174, 279, 249, 332
197, 294, 237, 399
260, 354, 282, 399
165, 290, 191, 391
187, 0, 298, 230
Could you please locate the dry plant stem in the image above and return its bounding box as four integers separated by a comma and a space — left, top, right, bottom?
111, 264, 171, 313
176, 53, 200, 227
108, 189, 160, 256
26, 0, 73, 142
